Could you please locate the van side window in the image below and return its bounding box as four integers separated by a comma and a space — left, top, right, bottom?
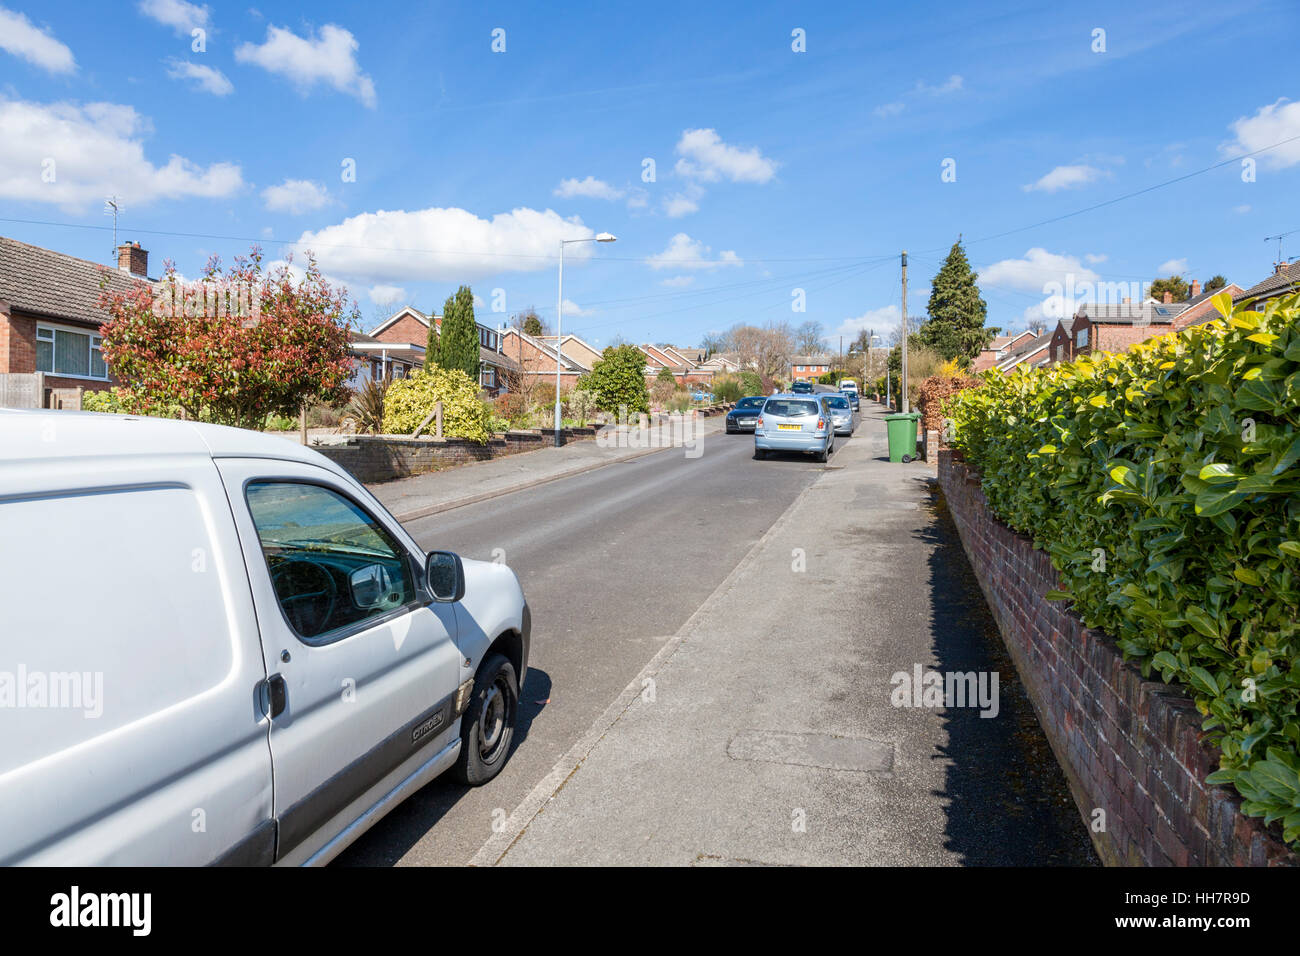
246, 482, 416, 640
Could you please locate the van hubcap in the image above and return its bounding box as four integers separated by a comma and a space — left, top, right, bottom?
479, 680, 507, 757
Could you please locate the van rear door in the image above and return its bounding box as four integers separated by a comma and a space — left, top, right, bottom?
0, 455, 274, 865
215, 459, 462, 865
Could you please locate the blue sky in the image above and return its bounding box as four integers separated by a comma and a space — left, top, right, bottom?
1, 0, 1297, 348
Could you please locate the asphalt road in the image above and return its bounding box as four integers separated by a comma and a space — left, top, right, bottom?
336, 428, 826, 865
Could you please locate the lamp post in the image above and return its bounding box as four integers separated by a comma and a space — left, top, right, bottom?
555, 232, 616, 445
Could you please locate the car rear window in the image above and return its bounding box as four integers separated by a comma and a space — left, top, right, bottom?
763, 399, 819, 417
736, 397, 764, 409
826, 397, 850, 409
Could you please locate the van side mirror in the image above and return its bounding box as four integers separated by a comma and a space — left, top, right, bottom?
426, 551, 465, 603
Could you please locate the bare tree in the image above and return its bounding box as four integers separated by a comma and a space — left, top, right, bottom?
730, 321, 794, 381
794, 319, 825, 354
700, 331, 728, 357
1027, 316, 1048, 335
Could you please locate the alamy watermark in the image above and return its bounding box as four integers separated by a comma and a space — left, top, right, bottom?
152, 280, 263, 325
0, 665, 103, 718
596, 407, 704, 458
890, 664, 999, 718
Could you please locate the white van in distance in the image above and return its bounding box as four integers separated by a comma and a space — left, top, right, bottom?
0, 410, 530, 866
839, 378, 859, 394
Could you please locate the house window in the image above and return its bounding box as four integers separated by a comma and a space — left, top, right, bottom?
35, 324, 108, 380
481, 366, 496, 388
1075, 327, 1088, 348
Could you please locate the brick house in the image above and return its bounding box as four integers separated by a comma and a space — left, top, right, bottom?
1066, 298, 1189, 358
498, 327, 589, 390
972, 330, 1036, 372
366, 306, 520, 395
788, 355, 832, 382
996, 330, 1054, 372
1172, 279, 1246, 330
1232, 261, 1299, 310
0, 237, 155, 405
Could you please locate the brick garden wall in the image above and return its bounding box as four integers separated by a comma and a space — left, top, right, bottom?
315, 428, 598, 484
938, 448, 1295, 867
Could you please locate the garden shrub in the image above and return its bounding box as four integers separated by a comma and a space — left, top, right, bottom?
383, 366, 491, 442
948, 292, 1300, 847
917, 372, 983, 434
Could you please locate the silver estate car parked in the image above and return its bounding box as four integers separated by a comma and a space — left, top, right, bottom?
823, 393, 857, 436
0, 410, 530, 866
754, 394, 834, 462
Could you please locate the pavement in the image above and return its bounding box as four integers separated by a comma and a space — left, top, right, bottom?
470, 404, 1096, 867
335, 401, 1095, 866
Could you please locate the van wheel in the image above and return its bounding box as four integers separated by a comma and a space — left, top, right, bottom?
754, 449, 766, 460
816, 445, 829, 463
452, 653, 518, 786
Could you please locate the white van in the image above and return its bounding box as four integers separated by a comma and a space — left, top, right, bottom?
0, 410, 530, 866
839, 378, 858, 394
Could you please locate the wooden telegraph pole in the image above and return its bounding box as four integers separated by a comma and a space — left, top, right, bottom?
900, 251, 909, 413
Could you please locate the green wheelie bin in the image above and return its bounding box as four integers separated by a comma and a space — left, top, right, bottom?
884, 411, 922, 463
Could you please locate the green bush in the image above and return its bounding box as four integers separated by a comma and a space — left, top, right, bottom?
738, 370, 763, 396
584, 344, 650, 416
948, 292, 1300, 847
711, 373, 743, 404
383, 366, 491, 443
82, 389, 127, 414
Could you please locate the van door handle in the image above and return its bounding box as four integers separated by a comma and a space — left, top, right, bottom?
266, 674, 287, 719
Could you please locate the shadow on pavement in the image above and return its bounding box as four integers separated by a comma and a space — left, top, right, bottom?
914, 479, 1099, 866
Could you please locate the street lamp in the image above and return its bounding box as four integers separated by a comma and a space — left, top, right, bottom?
555, 232, 617, 445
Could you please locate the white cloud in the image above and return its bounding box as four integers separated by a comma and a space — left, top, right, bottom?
834, 305, 900, 340
645, 233, 742, 270
1220, 98, 1300, 170
660, 275, 694, 288
873, 102, 904, 118
664, 182, 704, 217
1157, 258, 1188, 274
561, 298, 591, 317
262, 178, 331, 214
0, 96, 242, 210
674, 128, 777, 184
625, 188, 649, 210
368, 284, 407, 307
980, 248, 1101, 292
915, 74, 963, 96
1234, 204, 1252, 214
1023, 164, 1106, 192
235, 24, 376, 108
289, 206, 597, 283
138, 0, 210, 35
1084, 253, 1108, 264
0, 7, 76, 74
165, 58, 233, 95
554, 176, 624, 200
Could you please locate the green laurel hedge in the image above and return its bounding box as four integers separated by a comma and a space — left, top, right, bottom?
948, 292, 1300, 848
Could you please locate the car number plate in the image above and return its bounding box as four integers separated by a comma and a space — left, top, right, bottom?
778, 424, 800, 430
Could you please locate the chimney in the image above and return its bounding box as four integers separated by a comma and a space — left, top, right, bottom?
1278, 262, 1289, 275
117, 241, 148, 278
1162, 291, 1173, 304
1122, 297, 1130, 305
1191, 279, 1201, 297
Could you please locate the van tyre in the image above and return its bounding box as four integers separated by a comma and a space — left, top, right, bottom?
452, 653, 518, 786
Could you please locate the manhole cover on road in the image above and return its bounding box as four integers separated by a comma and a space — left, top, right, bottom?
726, 730, 894, 773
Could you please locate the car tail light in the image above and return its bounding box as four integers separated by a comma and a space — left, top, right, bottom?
757, 416, 763, 429
817, 418, 826, 429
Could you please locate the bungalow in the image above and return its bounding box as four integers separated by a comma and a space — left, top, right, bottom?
348, 333, 423, 385
367, 306, 520, 395
0, 236, 152, 407
1066, 297, 1188, 358
499, 327, 590, 390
